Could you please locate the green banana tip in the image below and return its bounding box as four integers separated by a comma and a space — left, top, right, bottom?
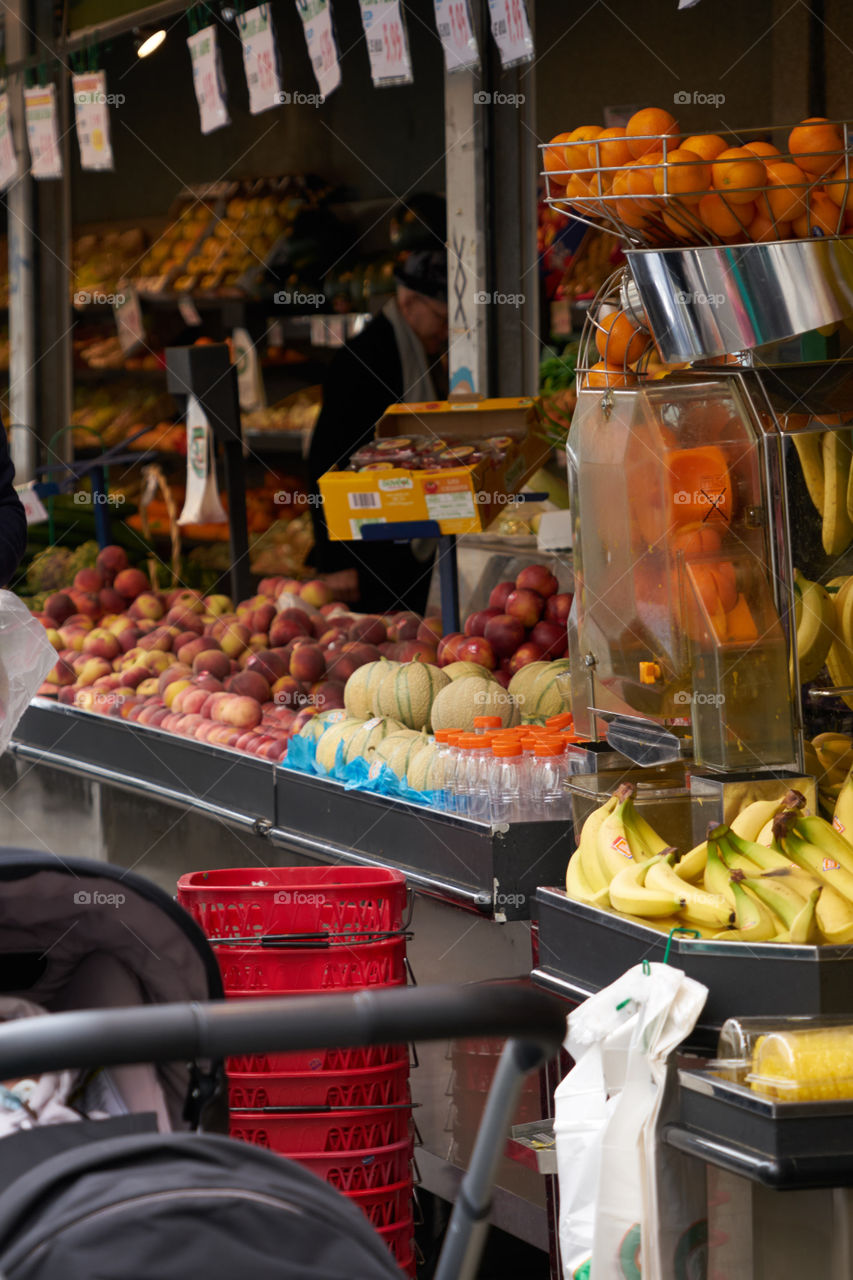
614, 782, 635, 802
706, 821, 729, 840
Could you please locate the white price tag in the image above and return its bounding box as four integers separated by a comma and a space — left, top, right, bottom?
24, 85, 62, 179
359, 1, 413, 86
0, 95, 18, 192
16, 485, 48, 526
114, 286, 146, 355
237, 5, 282, 114
296, 0, 341, 99
72, 71, 115, 171
187, 25, 230, 134
433, 0, 479, 72
178, 295, 202, 327
232, 327, 266, 412
486, 0, 533, 68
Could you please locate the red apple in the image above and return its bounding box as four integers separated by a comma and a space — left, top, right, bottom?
74, 567, 104, 594
290, 643, 326, 684
417, 617, 443, 645
545, 592, 573, 624
530, 619, 568, 658
96, 545, 129, 582
310, 680, 346, 712
508, 641, 545, 674
488, 580, 516, 611
393, 641, 438, 663
271, 675, 308, 708
387, 612, 420, 643
457, 636, 497, 670
44, 592, 76, 625
269, 616, 310, 648
464, 608, 501, 637
437, 632, 466, 667
113, 568, 150, 600
226, 670, 271, 702
483, 614, 526, 659
348, 615, 387, 645
516, 565, 558, 598
505, 589, 545, 628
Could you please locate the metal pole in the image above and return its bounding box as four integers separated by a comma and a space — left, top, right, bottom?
6, 0, 36, 482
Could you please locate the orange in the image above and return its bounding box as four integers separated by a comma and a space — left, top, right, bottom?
792, 191, 843, 238
762, 161, 811, 222
823, 162, 853, 212
584, 361, 636, 388
682, 133, 728, 162
698, 192, 753, 238
711, 562, 738, 613
565, 174, 603, 215
742, 140, 781, 159
626, 107, 679, 159
615, 197, 649, 230
611, 167, 632, 197
788, 118, 844, 177
543, 132, 572, 184
626, 152, 664, 211
711, 148, 766, 204
563, 125, 602, 175
671, 524, 723, 557
662, 204, 703, 242
748, 211, 791, 242
589, 127, 631, 173
594, 310, 650, 365
653, 147, 710, 204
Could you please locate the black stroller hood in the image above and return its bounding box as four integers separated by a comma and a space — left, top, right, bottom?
0, 851, 223, 1131
0, 1130, 404, 1280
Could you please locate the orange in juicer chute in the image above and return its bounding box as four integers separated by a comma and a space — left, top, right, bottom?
666, 445, 733, 527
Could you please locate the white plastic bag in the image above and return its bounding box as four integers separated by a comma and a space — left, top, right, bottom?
178, 395, 228, 526
0, 590, 57, 751
555, 962, 708, 1280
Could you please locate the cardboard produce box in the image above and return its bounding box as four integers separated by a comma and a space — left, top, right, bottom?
318, 396, 546, 540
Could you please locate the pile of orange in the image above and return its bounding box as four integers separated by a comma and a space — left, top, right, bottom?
544, 110, 851, 246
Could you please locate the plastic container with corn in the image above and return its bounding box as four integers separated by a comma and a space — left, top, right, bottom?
712, 1016, 853, 1102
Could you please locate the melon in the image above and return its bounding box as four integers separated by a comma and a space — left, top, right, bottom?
375, 661, 450, 730
407, 742, 445, 791
315, 717, 365, 772
429, 676, 519, 733
345, 716, 407, 763
299, 708, 348, 741
374, 730, 429, 780
442, 661, 496, 682
344, 658, 397, 720
508, 659, 571, 722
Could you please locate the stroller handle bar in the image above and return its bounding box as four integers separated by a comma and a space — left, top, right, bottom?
0, 982, 566, 1079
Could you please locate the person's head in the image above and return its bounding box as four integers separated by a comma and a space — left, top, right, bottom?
395, 249, 448, 356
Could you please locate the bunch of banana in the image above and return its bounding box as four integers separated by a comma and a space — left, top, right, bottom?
808, 732, 853, 815
825, 577, 853, 711
821, 429, 853, 556
792, 569, 836, 684
792, 430, 824, 515
707, 823, 825, 942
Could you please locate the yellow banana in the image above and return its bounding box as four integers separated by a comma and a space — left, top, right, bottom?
783, 828, 853, 903
608, 854, 684, 918
718, 877, 780, 942
674, 841, 707, 883
565, 849, 610, 907
822, 428, 853, 556
816, 883, 853, 944
795, 813, 853, 872
576, 794, 618, 893
742, 871, 807, 929
812, 732, 853, 752
704, 840, 737, 907
789, 887, 822, 944
645, 859, 734, 928
793, 569, 836, 683
731, 796, 793, 843
596, 784, 644, 883
832, 772, 853, 842
792, 430, 825, 513
826, 577, 853, 710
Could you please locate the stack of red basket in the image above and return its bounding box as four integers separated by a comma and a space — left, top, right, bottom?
178, 866, 415, 1276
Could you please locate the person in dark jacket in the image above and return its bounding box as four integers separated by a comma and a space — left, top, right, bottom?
307, 249, 448, 616
0, 429, 27, 586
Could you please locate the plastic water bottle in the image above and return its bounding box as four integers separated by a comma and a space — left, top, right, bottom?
457, 733, 491, 819
490, 741, 524, 823
473, 715, 503, 735
434, 730, 456, 811
532, 741, 568, 817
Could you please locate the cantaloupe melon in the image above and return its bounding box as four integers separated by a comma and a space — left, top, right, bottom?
344, 659, 397, 720
315, 718, 366, 773
429, 676, 519, 733
345, 716, 407, 763
375, 661, 450, 730
299, 708, 348, 741
508, 659, 571, 721
374, 730, 429, 780
442, 661, 496, 682
407, 742, 445, 791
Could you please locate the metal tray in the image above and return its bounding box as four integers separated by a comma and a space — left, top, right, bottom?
670, 1067, 853, 1188
531, 887, 853, 1045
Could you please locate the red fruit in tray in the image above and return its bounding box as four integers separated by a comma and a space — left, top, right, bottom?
417, 617, 443, 645
310, 680, 346, 712
269, 616, 309, 648
247, 649, 290, 683
488, 580, 516, 611
507, 642, 545, 674
491, 669, 511, 689
247, 602, 276, 635
74, 567, 104, 594
464, 608, 501, 637
457, 636, 497, 670
113, 568, 150, 600
386, 612, 421, 643
545, 592, 573, 624
192, 650, 230, 681
271, 675, 308, 708
69, 591, 101, 620
279, 607, 314, 633
515, 565, 558, 598
44, 592, 76, 625
98, 587, 125, 615
348, 615, 387, 645
95, 545, 129, 582
436, 632, 466, 666
289, 643, 326, 684
394, 641, 438, 663
227, 670, 271, 703
505, 588, 545, 629
483, 614, 526, 659
530, 619, 568, 658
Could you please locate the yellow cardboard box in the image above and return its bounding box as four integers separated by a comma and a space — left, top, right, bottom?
318, 396, 546, 540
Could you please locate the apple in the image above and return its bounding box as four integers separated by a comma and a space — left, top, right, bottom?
348, 616, 387, 645
192, 650, 231, 681
96, 545, 129, 581
508, 641, 545, 674
74, 567, 104, 594
227, 670, 271, 702
457, 636, 497, 670
290, 643, 326, 684
483, 614, 526, 659
113, 568, 150, 600
530, 619, 568, 658
44, 592, 76, 625
393, 641, 438, 663
545, 592, 573, 624
246, 650, 290, 683
417, 617, 443, 645
271, 675, 308, 708
437, 632, 466, 667
82, 628, 121, 661
516, 565, 558, 598
464, 608, 501, 637
505, 588, 545, 628
387, 612, 420, 643
310, 680, 346, 712
488, 580, 516, 612
299, 580, 333, 608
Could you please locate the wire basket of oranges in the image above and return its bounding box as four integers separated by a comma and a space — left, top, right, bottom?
542, 110, 853, 249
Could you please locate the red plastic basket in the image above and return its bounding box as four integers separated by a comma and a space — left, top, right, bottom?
217, 937, 407, 993
177, 867, 407, 940
346, 1179, 413, 1229
227, 1042, 408, 1076
378, 1218, 415, 1267
228, 1059, 410, 1109
229, 1105, 412, 1153
255, 1139, 412, 1191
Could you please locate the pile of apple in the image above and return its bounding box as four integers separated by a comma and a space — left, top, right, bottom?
32, 545, 443, 762
437, 565, 572, 686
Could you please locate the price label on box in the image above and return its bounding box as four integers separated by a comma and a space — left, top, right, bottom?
433, 0, 479, 72
72, 71, 115, 170
0, 94, 18, 192
237, 4, 282, 114
359, 0, 413, 86
16, 485, 48, 526
486, 0, 533, 67
187, 25, 230, 134
24, 85, 62, 179
296, 0, 341, 99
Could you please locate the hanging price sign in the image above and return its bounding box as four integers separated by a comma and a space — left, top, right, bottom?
0, 94, 18, 192
187, 25, 230, 134
486, 0, 533, 68
237, 5, 282, 114
359, 0, 413, 86
72, 71, 115, 171
24, 85, 62, 179
114, 286, 146, 355
433, 0, 479, 73
295, 0, 341, 100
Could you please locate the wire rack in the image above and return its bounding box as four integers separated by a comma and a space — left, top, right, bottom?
541, 120, 853, 249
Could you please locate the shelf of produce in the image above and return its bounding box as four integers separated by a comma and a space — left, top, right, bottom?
242, 429, 308, 455
531, 887, 853, 1046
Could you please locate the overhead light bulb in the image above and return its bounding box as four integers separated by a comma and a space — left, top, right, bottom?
135, 28, 166, 59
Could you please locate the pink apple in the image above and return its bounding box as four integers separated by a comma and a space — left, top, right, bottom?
530, 619, 568, 658
505, 589, 545, 629
516, 565, 558, 598
488, 580, 516, 612
483, 614, 526, 659
464, 608, 501, 637
508, 641, 546, 674
545, 592, 573, 625
457, 636, 497, 670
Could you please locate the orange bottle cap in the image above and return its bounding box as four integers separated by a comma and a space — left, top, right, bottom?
545, 712, 574, 730
535, 742, 564, 756
473, 715, 503, 728
458, 733, 485, 748
492, 741, 523, 757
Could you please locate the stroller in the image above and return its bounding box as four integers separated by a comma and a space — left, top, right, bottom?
0, 852, 564, 1280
